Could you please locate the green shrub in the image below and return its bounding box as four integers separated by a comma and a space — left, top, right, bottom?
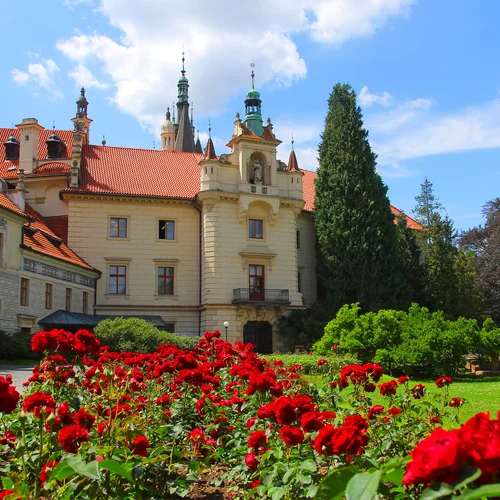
94, 317, 198, 353
262, 352, 357, 375
0, 330, 40, 360
313, 303, 500, 377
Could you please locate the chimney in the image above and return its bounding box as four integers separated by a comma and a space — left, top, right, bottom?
5, 169, 27, 213
16, 118, 43, 174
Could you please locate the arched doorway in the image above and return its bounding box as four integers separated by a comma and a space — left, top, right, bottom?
243, 321, 273, 354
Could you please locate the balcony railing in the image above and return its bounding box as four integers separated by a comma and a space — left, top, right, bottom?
232, 288, 290, 305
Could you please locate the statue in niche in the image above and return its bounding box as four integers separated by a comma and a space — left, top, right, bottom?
253, 158, 263, 184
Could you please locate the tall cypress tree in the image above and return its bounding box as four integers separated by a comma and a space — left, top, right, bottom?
315, 83, 406, 311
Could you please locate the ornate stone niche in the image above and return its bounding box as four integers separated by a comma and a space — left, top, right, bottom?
247, 151, 271, 185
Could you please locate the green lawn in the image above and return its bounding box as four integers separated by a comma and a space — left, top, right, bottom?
307, 373, 500, 424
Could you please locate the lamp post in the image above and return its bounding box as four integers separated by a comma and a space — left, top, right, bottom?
223, 321, 229, 342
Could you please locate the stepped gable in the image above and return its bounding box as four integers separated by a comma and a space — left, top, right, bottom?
64, 144, 204, 198
0, 127, 73, 179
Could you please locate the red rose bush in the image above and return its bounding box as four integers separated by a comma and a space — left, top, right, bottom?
0, 328, 498, 499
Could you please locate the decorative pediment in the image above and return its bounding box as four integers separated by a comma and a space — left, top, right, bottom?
238, 249, 277, 271
238, 195, 280, 225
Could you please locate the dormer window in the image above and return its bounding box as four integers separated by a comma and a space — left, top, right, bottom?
3, 135, 20, 161
45, 133, 67, 159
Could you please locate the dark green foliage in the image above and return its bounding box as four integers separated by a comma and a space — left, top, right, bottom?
0, 330, 41, 360
315, 83, 407, 311
276, 302, 334, 351
413, 177, 443, 229
94, 317, 198, 353
460, 197, 500, 323
395, 214, 426, 306
425, 213, 458, 315
313, 303, 500, 377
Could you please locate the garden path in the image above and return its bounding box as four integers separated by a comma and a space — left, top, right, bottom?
0, 365, 33, 390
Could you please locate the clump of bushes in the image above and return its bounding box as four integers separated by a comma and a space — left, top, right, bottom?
313, 303, 500, 377
262, 352, 358, 375
94, 317, 198, 353
0, 330, 41, 360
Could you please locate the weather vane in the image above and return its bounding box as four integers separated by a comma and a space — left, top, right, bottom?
250, 63, 255, 89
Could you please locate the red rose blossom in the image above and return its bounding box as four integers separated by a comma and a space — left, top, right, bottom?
398, 375, 409, 384
279, 426, 304, 446
248, 430, 267, 450
379, 380, 398, 396
22, 392, 56, 418
449, 398, 464, 407
245, 452, 259, 470
411, 384, 426, 399
436, 376, 453, 388
39, 460, 60, 486
129, 435, 150, 457
0, 376, 20, 414
368, 405, 385, 420
57, 425, 89, 453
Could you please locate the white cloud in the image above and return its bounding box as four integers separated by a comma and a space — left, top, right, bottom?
11, 59, 63, 100
359, 86, 392, 107
368, 96, 500, 168
68, 64, 109, 89
309, 0, 416, 44
54, 0, 415, 133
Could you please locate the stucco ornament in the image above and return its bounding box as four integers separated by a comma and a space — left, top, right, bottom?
253, 158, 263, 184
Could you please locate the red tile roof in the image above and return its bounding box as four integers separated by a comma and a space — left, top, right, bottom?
301, 168, 425, 230
0, 194, 29, 219
0, 127, 73, 179
23, 205, 95, 271
287, 149, 300, 172
0, 195, 94, 271
43, 215, 69, 243
51, 140, 422, 231
33, 162, 71, 176
65, 144, 203, 198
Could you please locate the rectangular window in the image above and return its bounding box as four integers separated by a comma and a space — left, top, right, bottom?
65, 288, 72, 311
158, 266, 174, 295
249, 264, 265, 300
20, 278, 29, 306
297, 272, 302, 293
110, 217, 127, 238
249, 219, 263, 239
83, 291, 89, 314
296, 230, 301, 249
158, 220, 175, 240
165, 322, 175, 332
45, 283, 53, 310
109, 265, 127, 294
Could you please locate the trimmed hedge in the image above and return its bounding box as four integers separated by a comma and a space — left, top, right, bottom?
313, 303, 500, 377
94, 317, 198, 353
262, 352, 358, 375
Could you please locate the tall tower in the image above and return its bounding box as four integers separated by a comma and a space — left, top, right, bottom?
161, 108, 175, 151
174, 54, 196, 152
244, 65, 264, 136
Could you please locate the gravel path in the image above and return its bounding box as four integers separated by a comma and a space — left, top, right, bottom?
0, 365, 34, 391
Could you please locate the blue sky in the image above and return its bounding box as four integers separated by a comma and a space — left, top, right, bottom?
2, 0, 499, 231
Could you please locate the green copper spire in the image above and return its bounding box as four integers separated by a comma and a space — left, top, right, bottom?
244, 63, 263, 136
177, 52, 189, 104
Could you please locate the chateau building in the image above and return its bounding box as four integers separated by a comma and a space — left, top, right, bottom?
0, 61, 423, 351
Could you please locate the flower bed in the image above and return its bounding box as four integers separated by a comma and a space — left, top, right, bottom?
0, 329, 499, 499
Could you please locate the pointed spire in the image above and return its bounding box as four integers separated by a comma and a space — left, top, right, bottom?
204, 121, 216, 159
195, 128, 203, 154
287, 137, 300, 172
102, 135, 106, 146
166, 107, 171, 120
190, 102, 194, 125
250, 62, 255, 89
181, 50, 186, 77
172, 103, 176, 123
